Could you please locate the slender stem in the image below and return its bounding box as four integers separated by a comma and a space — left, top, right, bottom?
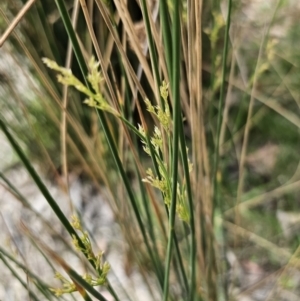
64, 268, 108, 301
139, 0, 162, 107
179, 120, 196, 300
55, 0, 162, 289
0, 253, 40, 301
61, 0, 80, 214
163, 0, 181, 299
173, 234, 189, 293
54, 0, 89, 85
97, 110, 164, 285
0, 119, 82, 247
159, 0, 172, 75
0, 247, 54, 300
211, 1, 232, 298
212, 0, 232, 216
0, 0, 37, 47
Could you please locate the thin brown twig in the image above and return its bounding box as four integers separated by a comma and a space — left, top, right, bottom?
0, 0, 37, 47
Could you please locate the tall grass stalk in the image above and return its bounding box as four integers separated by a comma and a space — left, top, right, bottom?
0, 0, 222, 298
213, 0, 232, 213
162, 0, 181, 298
60, 0, 165, 289
2, 0, 298, 301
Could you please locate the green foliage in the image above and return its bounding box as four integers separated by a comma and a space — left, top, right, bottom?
1, 0, 300, 300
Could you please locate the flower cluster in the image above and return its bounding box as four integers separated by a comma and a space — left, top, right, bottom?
71, 215, 110, 278
50, 216, 110, 297
138, 81, 191, 222
145, 80, 171, 132
43, 54, 192, 223
50, 272, 76, 296
43, 57, 118, 115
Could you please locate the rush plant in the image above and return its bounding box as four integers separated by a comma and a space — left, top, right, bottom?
2, 0, 300, 301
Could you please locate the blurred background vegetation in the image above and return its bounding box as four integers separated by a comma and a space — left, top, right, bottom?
1, 0, 300, 300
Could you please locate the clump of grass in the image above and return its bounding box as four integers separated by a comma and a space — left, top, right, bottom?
2, 0, 300, 300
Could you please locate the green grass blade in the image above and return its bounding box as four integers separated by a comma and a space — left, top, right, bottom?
179, 121, 196, 300
0, 119, 80, 241
0, 247, 56, 300
67, 270, 107, 301
0, 252, 40, 301
54, 0, 89, 85
0, 118, 101, 276
145, 130, 189, 295
159, 0, 172, 75
54, 0, 164, 288
139, 0, 161, 98
0, 247, 51, 291
213, 0, 232, 215
163, 0, 181, 299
